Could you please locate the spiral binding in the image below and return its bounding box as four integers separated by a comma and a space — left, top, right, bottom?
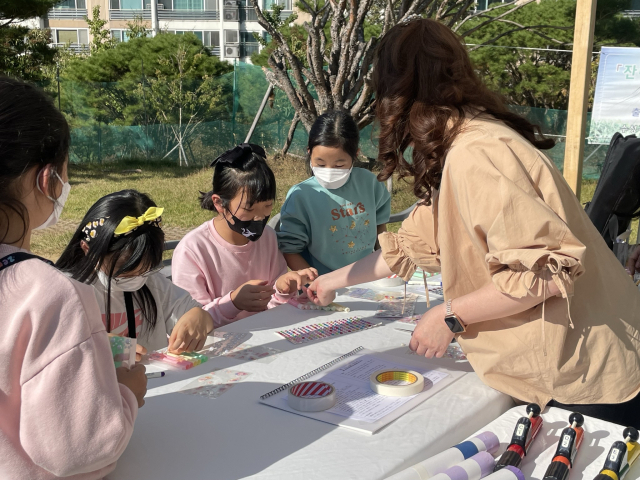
260, 346, 364, 400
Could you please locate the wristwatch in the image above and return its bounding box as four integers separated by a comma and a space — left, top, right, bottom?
444, 299, 466, 334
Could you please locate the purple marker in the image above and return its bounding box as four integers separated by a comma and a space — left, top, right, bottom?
483, 466, 525, 480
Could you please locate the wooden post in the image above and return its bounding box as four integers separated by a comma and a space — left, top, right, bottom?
563, 0, 598, 199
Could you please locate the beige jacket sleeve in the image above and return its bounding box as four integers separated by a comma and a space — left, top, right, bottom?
444, 140, 586, 299
378, 204, 441, 281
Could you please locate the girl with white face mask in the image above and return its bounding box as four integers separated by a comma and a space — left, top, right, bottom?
277, 111, 392, 275
57, 189, 214, 355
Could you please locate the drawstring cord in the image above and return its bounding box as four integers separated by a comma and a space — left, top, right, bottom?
541, 263, 574, 357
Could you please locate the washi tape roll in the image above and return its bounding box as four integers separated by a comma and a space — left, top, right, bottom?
288, 381, 336, 412
370, 370, 425, 397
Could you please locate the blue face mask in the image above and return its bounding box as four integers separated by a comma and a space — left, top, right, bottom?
225, 212, 270, 242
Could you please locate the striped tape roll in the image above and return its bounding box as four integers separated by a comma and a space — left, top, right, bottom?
287, 381, 336, 412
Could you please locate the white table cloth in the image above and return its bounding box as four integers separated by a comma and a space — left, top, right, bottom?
107, 284, 514, 480
467, 405, 639, 480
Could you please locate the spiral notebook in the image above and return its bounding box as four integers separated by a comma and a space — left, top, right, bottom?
259, 347, 466, 434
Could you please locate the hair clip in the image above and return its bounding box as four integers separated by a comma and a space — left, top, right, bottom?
114, 207, 164, 237
82, 217, 107, 243
400, 14, 422, 25
210, 143, 267, 167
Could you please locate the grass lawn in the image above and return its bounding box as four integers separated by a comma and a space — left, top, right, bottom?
30, 157, 610, 262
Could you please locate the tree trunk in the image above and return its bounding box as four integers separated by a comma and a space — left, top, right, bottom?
281, 114, 300, 155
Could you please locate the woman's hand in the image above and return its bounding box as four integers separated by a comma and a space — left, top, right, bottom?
304, 275, 337, 306
168, 307, 214, 354
135, 343, 147, 362
276, 268, 319, 294
409, 304, 454, 358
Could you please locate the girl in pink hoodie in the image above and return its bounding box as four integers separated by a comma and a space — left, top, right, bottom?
0, 77, 146, 480
172, 143, 317, 328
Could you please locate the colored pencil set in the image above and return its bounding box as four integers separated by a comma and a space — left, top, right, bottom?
276, 317, 382, 345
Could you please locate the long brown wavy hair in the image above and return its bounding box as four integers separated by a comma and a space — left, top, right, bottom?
374, 19, 554, 205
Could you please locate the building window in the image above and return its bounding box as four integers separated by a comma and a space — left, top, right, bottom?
173, 0, 203, 9
53, 29, 89, 44
111, 29, 132, 42
203, 31, 220, 47
110, 0, 148, 9
264, 0, 291, 9
54, 0, 86, 8
225, 30, 239, 44
632, 0, 640, 9
240, 31, 259, 43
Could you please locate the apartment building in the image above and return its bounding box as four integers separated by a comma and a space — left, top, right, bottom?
45, 0, 293, 61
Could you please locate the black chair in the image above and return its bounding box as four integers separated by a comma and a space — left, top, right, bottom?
161, 240, 180, 280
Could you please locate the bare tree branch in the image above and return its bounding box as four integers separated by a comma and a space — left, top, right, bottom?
466, 23, 569, 50
454, 0, 535, 33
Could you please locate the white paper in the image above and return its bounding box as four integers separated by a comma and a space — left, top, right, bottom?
309, 354, 448, 423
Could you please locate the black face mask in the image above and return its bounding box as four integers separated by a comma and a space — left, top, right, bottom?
224, 212, 270, 242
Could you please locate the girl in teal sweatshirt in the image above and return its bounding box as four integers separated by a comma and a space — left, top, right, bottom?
277, 111, 391, 275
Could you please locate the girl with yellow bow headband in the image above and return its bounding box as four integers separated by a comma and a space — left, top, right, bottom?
57, 189, 214, 355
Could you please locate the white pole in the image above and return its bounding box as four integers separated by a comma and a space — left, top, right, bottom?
219, 0, 225, 60
151, 0, 159, 35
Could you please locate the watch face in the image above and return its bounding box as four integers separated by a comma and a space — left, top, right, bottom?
445, 315, 465, 333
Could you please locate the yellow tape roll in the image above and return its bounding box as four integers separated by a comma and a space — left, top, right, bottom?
370, 370, 425, 397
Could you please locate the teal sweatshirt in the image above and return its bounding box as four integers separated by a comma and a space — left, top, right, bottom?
277, 167, 391, 275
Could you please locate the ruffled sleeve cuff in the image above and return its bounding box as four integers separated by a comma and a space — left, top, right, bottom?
379, 232, 441, 281
487, 249, 585, 299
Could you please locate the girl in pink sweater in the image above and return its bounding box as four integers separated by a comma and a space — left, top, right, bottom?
172, 144, 317, 327
0, 77, 146, 480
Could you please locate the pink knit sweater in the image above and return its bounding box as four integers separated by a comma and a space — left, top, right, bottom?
0, 244, 138, 480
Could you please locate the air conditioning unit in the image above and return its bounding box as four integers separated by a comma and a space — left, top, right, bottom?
224, 8, 239, 20
225, 45, 240, 58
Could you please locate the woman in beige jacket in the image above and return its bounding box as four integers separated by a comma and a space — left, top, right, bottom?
306, 18, 640, 427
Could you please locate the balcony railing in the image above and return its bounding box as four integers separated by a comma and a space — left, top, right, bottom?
108, 7, 288, 20
48, 8, 88, 18
50, 42, 90, 53
159, 9, 219, 19
206, 46, 221, 57
109, 9, 151, 19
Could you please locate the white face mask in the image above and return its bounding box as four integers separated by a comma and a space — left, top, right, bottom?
97, 271, 148, 292
34, 170, 71, 230
311, 165, 353, 190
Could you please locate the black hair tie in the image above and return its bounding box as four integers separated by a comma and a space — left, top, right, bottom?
210, 143, 267, 167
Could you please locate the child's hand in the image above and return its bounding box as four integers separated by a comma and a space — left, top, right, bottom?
168, 307, 214, 354
135, 343, 147, 362
276, 268, 319, 294
116, 364, 148, 408
231, 280, 275, 312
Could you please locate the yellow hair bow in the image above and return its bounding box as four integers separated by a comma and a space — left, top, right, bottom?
114, 207, 164, 236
